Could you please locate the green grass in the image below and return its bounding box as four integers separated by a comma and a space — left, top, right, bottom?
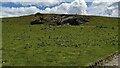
1, 14, 119, 66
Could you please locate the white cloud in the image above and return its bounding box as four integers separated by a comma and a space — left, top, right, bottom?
0, 6, 40, 18
0, 0, 120, 18
1, 0, 87, 18
40, 0, 87, 14
2, 0, 73, 2
40, 3, 70, 14
2, 0, 119, 2
68, 0, 87, 14
2, 0, 74, 6
87, 0, 120, 17
93, 0, 119, 2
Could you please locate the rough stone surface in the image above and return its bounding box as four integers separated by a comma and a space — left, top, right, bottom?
102, 54, 120, 67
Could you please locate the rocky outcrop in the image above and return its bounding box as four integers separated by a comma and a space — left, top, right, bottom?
57, 16, 89, 25
30, 20, 43, 25
31, 13, 90, 26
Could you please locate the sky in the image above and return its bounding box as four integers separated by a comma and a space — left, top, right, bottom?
85, 0, 93, 2
0, 0, 120, 18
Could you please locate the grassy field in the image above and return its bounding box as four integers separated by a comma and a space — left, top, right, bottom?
1, 14, 119, 66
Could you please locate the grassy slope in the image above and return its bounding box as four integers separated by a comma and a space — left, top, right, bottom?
1, 14, 119, 66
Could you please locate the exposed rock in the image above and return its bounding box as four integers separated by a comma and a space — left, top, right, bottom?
58, 16, 88, 25
31, 13, 90, 26
30, 20, 43, 25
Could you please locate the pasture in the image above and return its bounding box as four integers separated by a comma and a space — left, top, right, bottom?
1, 14, 119, 66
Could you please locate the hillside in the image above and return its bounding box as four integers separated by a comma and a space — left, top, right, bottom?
1, 14, 119, 66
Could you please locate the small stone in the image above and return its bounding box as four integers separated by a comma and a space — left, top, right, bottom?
2, 60, 7, 63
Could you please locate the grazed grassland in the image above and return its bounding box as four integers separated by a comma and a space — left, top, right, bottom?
1, 14, 119, 66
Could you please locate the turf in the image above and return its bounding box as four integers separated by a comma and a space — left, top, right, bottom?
1, 14, 119, 66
